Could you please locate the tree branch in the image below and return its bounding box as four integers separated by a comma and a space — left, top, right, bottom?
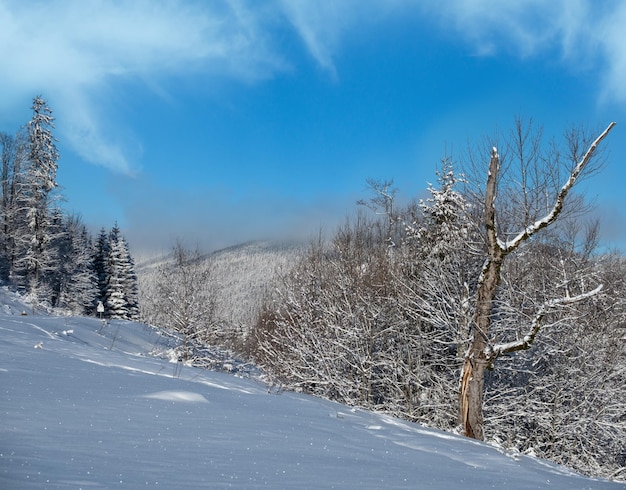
490, 284, 603, 359
503, 122, 616, 253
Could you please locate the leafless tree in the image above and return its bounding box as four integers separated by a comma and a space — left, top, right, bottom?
141, 240, 220, 360
458, 119, 616, 440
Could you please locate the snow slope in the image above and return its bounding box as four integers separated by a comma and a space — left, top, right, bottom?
0, 289, 623, 489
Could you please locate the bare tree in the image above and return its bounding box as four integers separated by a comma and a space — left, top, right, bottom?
459, 120, 616, 440
142, 241, 220, 360
484, 244, 626, 480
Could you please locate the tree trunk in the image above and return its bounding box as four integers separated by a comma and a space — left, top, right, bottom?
459, 355, 487, 439
459, 147, 503, 440
459, 251, 503, 439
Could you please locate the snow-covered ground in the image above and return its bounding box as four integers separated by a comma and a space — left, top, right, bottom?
1, 288, 623, 489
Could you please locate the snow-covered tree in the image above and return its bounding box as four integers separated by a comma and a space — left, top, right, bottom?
484, 240, 626, 480
104, 225, 139, 320
248, 126, 624, 481
93, 227, 110, 307
251, 207, 466, 424
395, 159, 481, 428
458, 119, 615, 440
12, 96, 60, 295
141, 241, 220, 360
54, 215, 98, 314
0, 129, 28, 282
1, 97, 133, 315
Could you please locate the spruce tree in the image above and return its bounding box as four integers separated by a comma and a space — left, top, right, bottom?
55, 215, 98, 314
103, 225, 139, 320
13, 96, 60, 295
93, 227, 110, 307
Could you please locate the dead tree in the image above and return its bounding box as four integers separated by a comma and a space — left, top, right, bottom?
459, 121, 616, 440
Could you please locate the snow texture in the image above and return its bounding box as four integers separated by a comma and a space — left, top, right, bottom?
0, 288, 622, 489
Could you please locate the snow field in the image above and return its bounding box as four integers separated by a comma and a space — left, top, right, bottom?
0, 291, 622, 489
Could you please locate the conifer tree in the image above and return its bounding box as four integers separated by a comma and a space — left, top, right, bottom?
103, 225, 139, 319
93, 227, 110, 307
0, 130, 28, 281
13, 96, 60, 295
55, 215, 98, 314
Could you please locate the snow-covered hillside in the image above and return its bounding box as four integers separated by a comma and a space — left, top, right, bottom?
137, 240, 303, 329
0, 288, 622, 489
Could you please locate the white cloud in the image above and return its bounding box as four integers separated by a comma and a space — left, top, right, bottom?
278, 0, 346, 78
278, 0, 626, 106
2, 0, 624, 176
421, 0, 626, 104
0, 0, 287, 174
277, 0, 407, 79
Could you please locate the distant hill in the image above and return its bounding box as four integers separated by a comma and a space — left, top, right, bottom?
136, 240, 304, 330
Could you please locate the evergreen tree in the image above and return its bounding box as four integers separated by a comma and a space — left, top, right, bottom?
44, 208, 65, 305
13, 96, 60, 295
103, 225, 139, 320
1, 97, 133, 316
93, 227, 110, 307
55, 215, 98, 314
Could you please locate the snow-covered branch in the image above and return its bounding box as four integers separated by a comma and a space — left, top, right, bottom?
484, 146, 502, 253
490, 284, 603, 359
503, 122, 616, 253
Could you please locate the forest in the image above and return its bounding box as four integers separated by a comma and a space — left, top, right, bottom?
0, 97, 138, 319
2, 98, 624, 482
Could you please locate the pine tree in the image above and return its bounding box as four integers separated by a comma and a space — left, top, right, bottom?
103, 225, 139, 320
13, 96, 60, 295
409, 158, 471, 259
55, 215, 98, 314
93, 227, 110, 307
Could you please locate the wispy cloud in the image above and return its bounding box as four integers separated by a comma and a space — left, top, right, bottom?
420, 0, 626, 104
277, 0, 407, 79
278, 1, 348, 79
0, 0, 287, 174
2, 0, 624, 175
279, 0, 626, 105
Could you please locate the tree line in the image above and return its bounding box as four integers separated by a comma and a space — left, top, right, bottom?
0, 96, 138, 319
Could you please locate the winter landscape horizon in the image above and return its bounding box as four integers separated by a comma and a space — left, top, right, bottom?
2, 3, 626, 487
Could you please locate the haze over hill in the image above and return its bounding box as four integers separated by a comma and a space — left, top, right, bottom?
137, 240, 304, 330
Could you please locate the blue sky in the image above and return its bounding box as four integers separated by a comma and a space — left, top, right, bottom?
1, 0, 625, 255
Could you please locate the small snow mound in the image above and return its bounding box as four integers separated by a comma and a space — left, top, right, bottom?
142, 390, 209, 403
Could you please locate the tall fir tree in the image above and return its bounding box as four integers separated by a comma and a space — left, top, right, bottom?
55, 215, 98, 314
93, 227, 110, 307
103, 225, 139, 320
13, 96, 60, 296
